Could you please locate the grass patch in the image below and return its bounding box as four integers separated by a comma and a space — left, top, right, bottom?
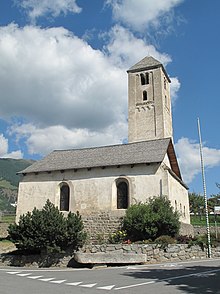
191, 214, 220, 226
0, 214, 16, 223
0, 238, 16, 252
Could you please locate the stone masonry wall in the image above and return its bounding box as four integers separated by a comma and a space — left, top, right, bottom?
82, 211, 123, 243
80, 244, 210, 263
82, 211, 194, 243
1, 244, 220, 267
0, 223, 10, 238
194, 226, 220, 236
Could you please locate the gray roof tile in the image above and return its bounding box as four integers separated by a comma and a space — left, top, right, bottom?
20, 138, 172, 174
127, 56, 171, 82
128, 56, 162, 72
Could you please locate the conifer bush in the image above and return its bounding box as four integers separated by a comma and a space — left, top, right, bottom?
122, 196, 180, 242
8, 200, 87, 253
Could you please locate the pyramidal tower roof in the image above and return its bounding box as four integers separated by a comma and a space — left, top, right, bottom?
127, 56, 170, 82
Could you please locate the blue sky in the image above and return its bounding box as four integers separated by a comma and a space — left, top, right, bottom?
0, 0, 219, 197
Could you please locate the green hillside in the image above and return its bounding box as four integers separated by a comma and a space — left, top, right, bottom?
0, 158, 34, 212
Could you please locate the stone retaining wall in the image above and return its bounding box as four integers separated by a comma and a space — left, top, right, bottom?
194, 226, 220, 236
0, 223, 10, 238
1, 244, 220, 268
78, 243, 217, 264
82, 211, 124, 243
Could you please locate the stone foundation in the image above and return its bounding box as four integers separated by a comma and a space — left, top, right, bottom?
77, 243, 210, 264
82, 211, 124, 243
1, 244, 220, 268
82, 211, 193, 243
194, 226, 220, 236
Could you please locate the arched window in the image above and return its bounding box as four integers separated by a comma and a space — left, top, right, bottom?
140, 73, 149, 85
145, 73, 149, 84
117, 180, 128, 209
140, 73, 145, 85
60, 183, 70, 211
143, 91, 147, 101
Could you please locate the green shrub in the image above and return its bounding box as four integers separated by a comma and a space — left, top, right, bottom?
176, 235, 194, 244
122, 196, 180, 242
8, 200, 87, 253
188, 235, 207, 250
155, 235, 176, 246
108, 230, 127, 244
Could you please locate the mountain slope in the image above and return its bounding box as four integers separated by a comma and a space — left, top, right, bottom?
0, 158, 34, 212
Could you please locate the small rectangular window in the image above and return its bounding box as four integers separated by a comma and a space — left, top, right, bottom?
164, 77, 166, 89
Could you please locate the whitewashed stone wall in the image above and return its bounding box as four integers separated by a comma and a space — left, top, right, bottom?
16, 160, 190, 224
128, 67, 173, 143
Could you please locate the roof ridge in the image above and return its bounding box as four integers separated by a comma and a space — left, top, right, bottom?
128, 56, 161, 72
19, 138, 172, 174
52, 137, 171, 153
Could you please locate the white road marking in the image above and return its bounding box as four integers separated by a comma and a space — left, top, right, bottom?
114, 268, 220, 290
97, 285, 115, 290
17, 273, 32, 277
114, 280, 156, 290
66, 282, 83, 286
164, 268, 220, 282
50, 279, 66, 284
7, 272, 21, 275
39, 277, 55, 282
160, 263, 182, 268
80, 283, 97, 288
28, 275, 43, 279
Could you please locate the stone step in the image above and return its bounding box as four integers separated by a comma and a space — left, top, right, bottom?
74, 252, 146, 264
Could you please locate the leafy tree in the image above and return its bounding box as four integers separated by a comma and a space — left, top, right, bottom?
189, 184, 220, 214
189, 192, 205, 214
207, 184, 220, 212
8, 200, 87, 253
122, 196, 180, 242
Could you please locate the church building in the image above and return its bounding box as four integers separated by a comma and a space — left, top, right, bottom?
16, 56, 191, 238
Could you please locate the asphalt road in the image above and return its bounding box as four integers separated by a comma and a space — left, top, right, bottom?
0, 259, 220, 294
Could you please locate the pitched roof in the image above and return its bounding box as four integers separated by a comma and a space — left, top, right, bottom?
128, 56, 161, 71
127, 56, 171, 82
20, 138, 179, 175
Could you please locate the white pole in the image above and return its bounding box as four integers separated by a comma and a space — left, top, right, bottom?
197, 118, 211, 258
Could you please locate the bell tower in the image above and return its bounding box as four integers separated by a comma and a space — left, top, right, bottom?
127, 56, 173, 143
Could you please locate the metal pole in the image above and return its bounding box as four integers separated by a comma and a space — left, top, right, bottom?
215, 214, 218, 240
197, 118, 211, 258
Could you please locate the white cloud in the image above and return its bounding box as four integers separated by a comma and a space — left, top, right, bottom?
104, 25, 180, 104
0, 134, 8, 156
170, 77, 181, 105
9, 122, 127, 155
15, 0, 81, 23
103, 25, 171, 69
0, 23, 179, 156
175, 137, 220, 184
0, 134, 23, 159
0, 24, 127, 132
107, 0, 183, 32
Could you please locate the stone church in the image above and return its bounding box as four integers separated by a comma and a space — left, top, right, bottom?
16, 56, 191, 238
